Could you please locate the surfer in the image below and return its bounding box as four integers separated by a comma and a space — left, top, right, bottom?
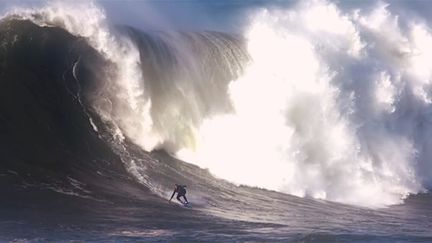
169, 184, 189, 204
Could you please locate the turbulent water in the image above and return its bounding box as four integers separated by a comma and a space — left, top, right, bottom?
0, 0, 432, 241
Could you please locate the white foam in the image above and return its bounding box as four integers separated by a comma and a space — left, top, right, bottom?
177, 0, 431, 207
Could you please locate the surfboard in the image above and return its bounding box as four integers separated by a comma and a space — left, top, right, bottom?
170, 201, 191, 208
183, 203, 192, 208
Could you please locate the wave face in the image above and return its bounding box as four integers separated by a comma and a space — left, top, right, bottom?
0, 19, 97, 176
2, 0, 432, 210
0, 16, 140, 202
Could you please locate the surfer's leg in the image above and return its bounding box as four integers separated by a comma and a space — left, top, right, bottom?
182, 195, 188, 203
176, 194, 184, 203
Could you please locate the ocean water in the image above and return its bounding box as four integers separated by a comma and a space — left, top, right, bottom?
0, 0, 431, 242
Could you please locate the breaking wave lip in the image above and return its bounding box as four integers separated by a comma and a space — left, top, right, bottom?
2, 0, 432, 208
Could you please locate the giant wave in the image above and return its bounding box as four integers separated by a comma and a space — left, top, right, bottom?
2, 0, 432, 209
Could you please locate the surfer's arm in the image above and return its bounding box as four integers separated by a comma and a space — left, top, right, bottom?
169, 189, 176, 201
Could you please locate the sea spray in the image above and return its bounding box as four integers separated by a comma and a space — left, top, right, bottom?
178, 1, 430, 207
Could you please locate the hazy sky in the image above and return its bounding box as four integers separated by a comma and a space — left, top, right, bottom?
97, 0, 293, 32
0, 0, 279, 32
1, 0, 432, 32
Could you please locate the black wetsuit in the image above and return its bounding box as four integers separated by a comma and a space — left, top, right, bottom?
170, 185, 188, 204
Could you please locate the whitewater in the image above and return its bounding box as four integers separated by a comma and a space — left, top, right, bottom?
0, 0, 431, 241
